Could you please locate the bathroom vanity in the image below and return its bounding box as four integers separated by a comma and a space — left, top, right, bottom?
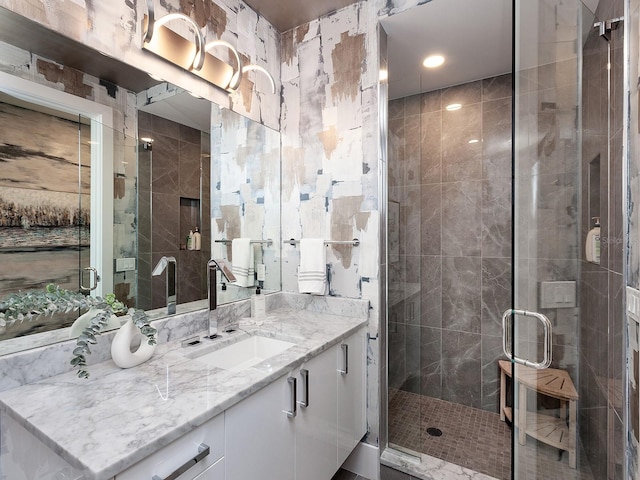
0, 294, 368, 480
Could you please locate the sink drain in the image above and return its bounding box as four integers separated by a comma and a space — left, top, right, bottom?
426, 427, 442, 437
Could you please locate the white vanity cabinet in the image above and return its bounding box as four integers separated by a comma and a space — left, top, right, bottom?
115, 413, 224, 480
224, 373, 296, 479
225, 326, 366, 480
0, 325, 366, 480
337, 328, 366, 466
294, 343, 339, 480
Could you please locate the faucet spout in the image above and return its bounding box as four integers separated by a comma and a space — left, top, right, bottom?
207, 258, 236, 338
152, 256, 177, 315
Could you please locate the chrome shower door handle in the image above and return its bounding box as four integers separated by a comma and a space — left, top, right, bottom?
501, 309, 552, 369
80, 266, 100, 292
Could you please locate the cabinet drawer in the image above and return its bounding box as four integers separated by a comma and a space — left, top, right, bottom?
193, 457, 224, 480
116, 414, 224, 480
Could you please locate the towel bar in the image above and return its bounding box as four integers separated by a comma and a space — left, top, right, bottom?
284, 238, 360, 247
215, 239, 272, 245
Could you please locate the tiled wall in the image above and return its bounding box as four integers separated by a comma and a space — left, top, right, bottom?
581, 0, 625, 478
388, 74, 512, 411
138, 111, 211, 310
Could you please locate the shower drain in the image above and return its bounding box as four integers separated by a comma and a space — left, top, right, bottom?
426, 427, 443, 437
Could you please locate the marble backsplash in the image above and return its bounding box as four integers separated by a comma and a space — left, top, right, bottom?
0, 292, 369, 393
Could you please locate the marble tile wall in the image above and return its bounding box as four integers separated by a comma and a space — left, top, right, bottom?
388, 74, 512, 412
138, 111, 211, 310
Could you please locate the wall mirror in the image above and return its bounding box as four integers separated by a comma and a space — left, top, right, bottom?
0, 15, 281, 355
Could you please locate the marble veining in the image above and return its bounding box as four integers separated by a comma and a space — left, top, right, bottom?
381, 448, 498, 480
0, 293, 368, 480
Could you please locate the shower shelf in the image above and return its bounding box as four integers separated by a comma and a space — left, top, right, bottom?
499, 360, 578, 469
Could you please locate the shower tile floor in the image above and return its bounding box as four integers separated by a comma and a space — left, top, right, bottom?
388, 389, 594, 480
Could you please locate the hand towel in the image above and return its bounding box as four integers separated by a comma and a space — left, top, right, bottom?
232, 238, 255, 287
298, 238, 327, 295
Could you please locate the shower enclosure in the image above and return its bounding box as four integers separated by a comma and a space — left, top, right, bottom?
384, 0, 626, 478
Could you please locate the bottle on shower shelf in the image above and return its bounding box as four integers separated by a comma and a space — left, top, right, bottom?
193, 227, 202, 251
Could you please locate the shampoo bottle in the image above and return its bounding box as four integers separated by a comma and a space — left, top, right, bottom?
585, 217, 601, 264
193, 227, 202, 251
187, 230, 194, 251
251, 287, 266, 318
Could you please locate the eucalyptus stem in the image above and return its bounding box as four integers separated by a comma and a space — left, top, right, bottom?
0, 284, 157, 379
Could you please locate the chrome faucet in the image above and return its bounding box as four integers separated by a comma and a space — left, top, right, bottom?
207, 258, 236, 338
152, 256, 177, 315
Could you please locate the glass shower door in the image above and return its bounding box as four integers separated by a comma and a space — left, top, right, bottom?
511, 0, 607, 478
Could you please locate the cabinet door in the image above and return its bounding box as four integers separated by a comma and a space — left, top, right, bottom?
337, 328, 366, 466
295, 344, 338, 480
225, 375, 295, 480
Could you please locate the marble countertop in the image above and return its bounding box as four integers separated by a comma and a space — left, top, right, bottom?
0, 304, 367, 480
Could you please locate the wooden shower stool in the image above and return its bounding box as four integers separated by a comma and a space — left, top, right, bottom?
498, 359, 578, 468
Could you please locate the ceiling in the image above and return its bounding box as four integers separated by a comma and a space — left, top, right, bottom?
241, 0, 513, 99
242, 0, 359, 32
381, 0, 513, 99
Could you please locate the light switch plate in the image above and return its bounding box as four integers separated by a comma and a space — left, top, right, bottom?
627, 286, 640, 324
539, 281, 576, 309
115, 257, 136, 272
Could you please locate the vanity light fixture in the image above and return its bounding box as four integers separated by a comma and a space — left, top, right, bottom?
379, 69, 389, 82
468, 138, 480, 144
423, 54, 445, 68
206, 40, 243, 90
141, 0, 275, 95
445, 103, 462, 111
241, 65, 277, 94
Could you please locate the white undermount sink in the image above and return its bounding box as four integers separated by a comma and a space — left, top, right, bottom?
192, 335, 296, 372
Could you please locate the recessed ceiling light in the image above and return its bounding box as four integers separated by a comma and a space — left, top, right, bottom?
445, 103, 462, 111
423, 55, 445, 68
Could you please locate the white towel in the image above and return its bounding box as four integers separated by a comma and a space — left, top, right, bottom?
298, 238, 327, 295
232, 238, 255, 287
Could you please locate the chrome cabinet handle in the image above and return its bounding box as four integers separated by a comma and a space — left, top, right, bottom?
338, 344, 349, 375
151, 443, 210, 480
298, 369, 309, 408
80, 266, 100, 292
285, 376, 297, 417
502, 309, 552, 369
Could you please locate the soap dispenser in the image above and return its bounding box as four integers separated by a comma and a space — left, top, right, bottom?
193, 227, 202, 251
187, 230, 195, 251
585, 217, 601, 264
251, 287, 266, 318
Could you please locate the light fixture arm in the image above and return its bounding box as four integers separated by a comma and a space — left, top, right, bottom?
205, 40, 243, 90
242, 64, 276, 94
143, 0, 205, 71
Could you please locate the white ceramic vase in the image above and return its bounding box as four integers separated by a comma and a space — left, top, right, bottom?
110, 317, 156, 369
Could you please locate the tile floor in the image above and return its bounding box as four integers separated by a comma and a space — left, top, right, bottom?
388, 388, 595, 480
331, 468, 370, 480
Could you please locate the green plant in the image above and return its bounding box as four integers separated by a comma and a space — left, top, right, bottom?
0, 284, 157, 379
